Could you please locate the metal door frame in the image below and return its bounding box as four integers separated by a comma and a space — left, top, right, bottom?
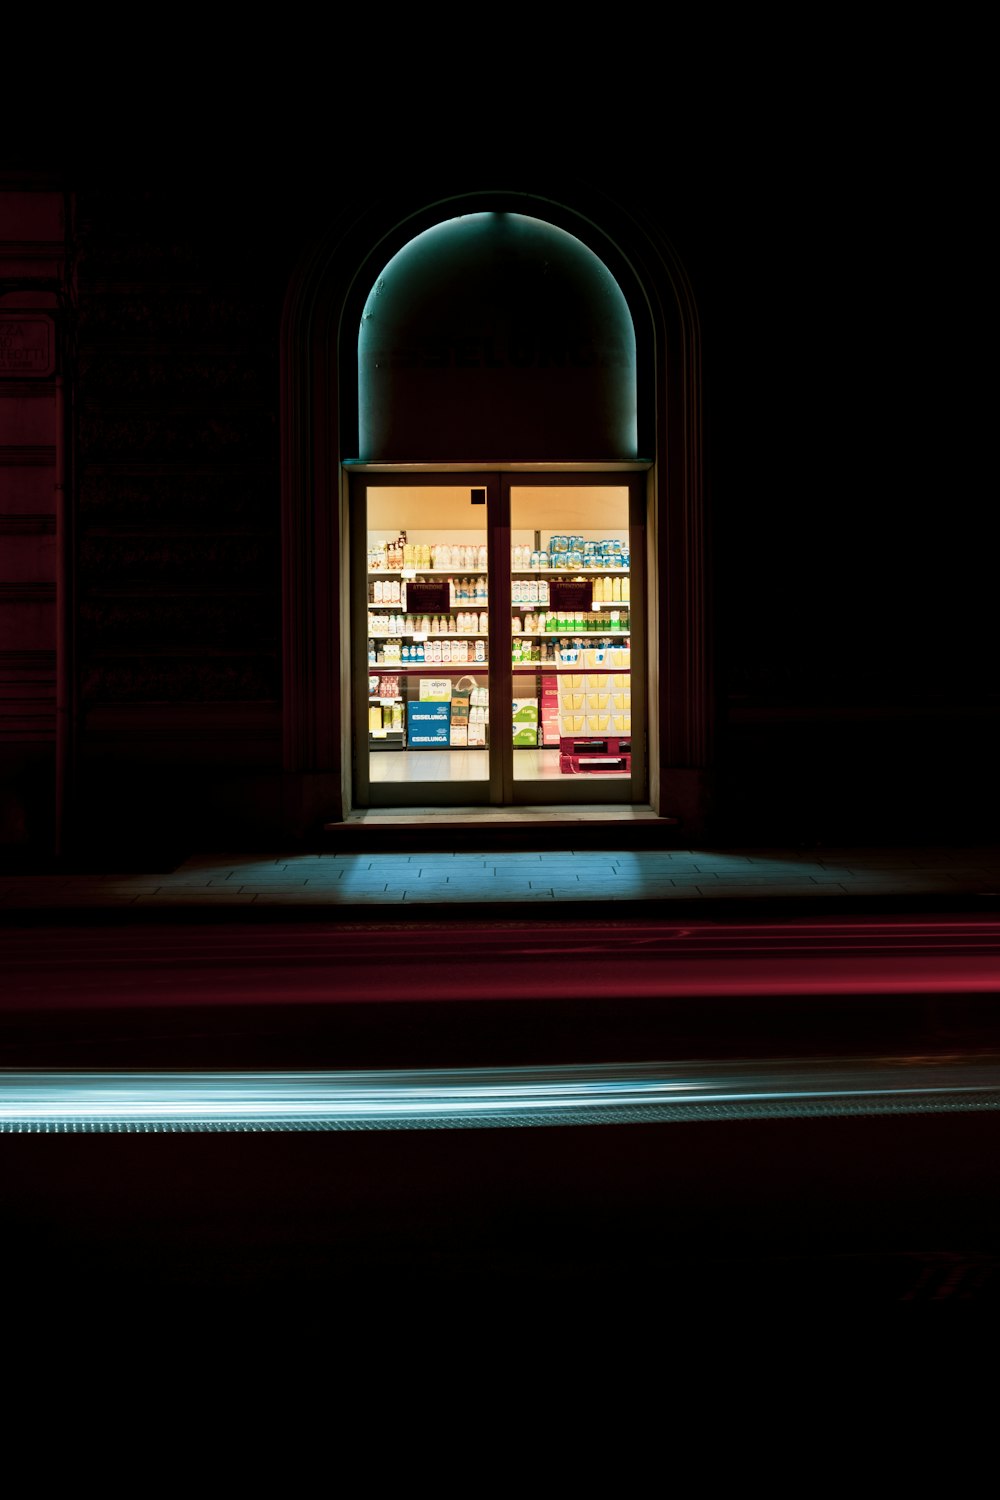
348, 467, 648, 810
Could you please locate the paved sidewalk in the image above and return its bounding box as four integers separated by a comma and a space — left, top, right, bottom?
3, 844, 1000, 915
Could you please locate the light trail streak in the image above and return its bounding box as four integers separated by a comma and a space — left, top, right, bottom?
4, 1058, 1000, 1130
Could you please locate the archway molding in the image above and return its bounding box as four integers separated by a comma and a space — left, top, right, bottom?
280, 182, 710, 833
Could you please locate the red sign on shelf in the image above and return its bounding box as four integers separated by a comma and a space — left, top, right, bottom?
405, 581, 450, 613
549, 578, 593, 612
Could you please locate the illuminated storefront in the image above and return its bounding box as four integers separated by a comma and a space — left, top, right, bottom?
283, 200, 709, 833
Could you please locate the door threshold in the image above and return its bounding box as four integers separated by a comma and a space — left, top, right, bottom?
324, 805, 679, 851
330, 804, 670, 827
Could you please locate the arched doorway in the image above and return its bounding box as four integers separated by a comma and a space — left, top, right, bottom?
352, 210, 646, 808
280, 185, 709, 835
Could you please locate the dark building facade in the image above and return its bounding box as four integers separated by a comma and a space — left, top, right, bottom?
1, 149, 993, 860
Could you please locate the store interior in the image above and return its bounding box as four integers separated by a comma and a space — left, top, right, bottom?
364, 486, 636, 791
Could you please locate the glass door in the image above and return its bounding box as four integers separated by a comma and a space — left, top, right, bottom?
353, 477, 498, 806
507, 478, 645, 805
351, 473, 645, 807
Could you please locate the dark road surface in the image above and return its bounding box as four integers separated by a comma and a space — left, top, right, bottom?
5, 912, 1000, 1307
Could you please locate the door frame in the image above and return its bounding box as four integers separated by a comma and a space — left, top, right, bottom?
347, 465, 651, 811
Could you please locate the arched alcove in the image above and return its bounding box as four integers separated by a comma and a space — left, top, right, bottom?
280, 185, 710, 835
358, 211, 638, 462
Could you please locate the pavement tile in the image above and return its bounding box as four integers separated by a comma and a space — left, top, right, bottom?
260, 889, 406, 903
134, 889, 258, 903
688, 883, 830, 898
700, 873, 827, 884
232, 876, 314, 888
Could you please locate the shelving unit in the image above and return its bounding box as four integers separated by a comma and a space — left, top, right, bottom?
510, 557, 632, 762
367, 543, 492, 751
363, 520, 634, 776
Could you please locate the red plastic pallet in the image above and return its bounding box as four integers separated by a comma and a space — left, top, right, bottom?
559, 752, 631, 774
558, 734, 631, 774
559, 735, 631, 756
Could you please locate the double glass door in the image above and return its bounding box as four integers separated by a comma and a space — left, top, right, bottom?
351, 473, 646, 806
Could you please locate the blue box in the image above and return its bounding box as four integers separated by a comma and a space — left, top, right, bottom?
407, 700, 451, 747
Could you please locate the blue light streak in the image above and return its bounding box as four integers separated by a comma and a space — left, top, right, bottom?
3, 1059, 1000, 1131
